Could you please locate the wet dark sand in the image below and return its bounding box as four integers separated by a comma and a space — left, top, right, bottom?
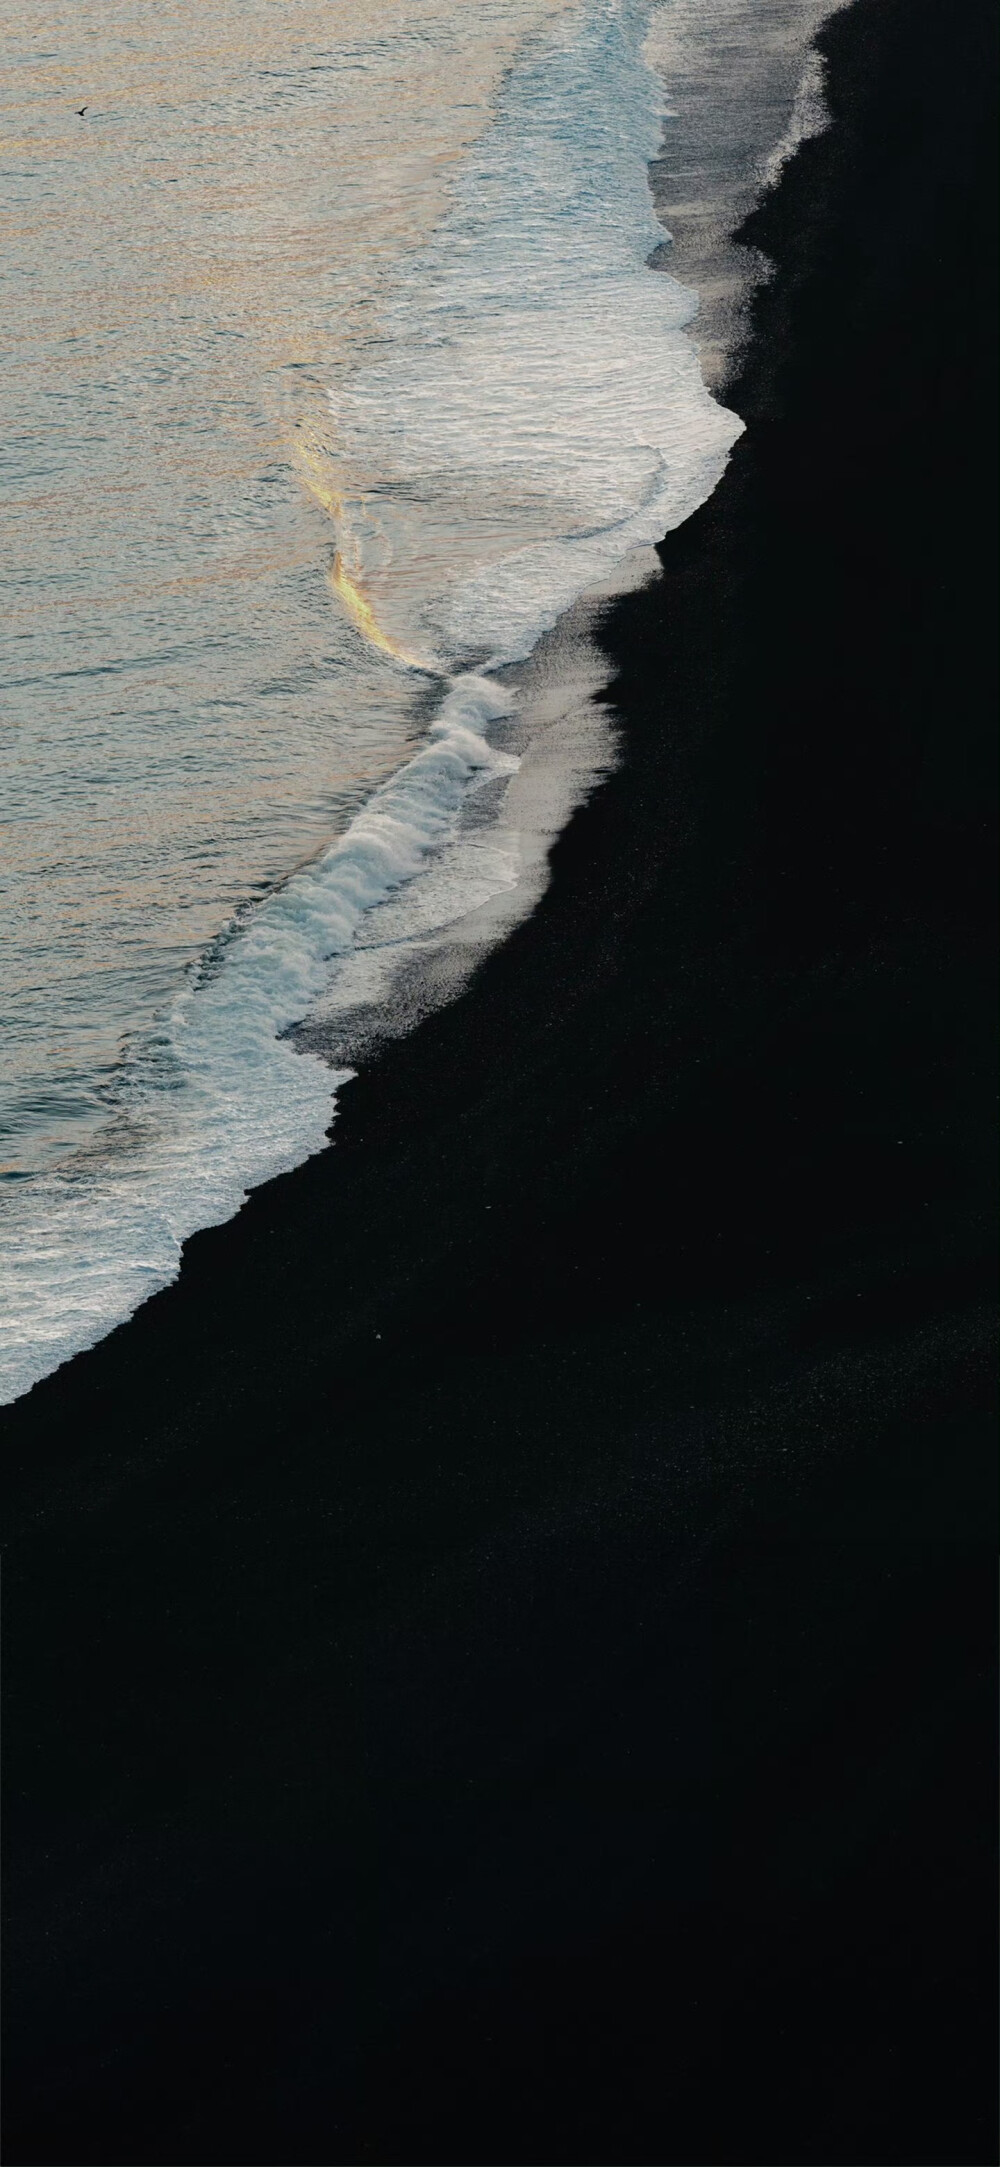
2, 0, 996, 2158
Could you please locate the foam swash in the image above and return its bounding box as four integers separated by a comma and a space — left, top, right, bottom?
2, 0, 833, 1402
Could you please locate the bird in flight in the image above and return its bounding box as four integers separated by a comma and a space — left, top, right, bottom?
76, 105, 87, 116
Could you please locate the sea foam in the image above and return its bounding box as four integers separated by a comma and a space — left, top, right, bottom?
2, 0, 747, 1404
327, 0, 742, 671
0, 678, 515, 1401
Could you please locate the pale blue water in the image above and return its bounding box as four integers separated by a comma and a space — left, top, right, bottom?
1, 0, 830, 1402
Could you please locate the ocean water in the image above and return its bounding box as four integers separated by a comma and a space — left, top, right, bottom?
1, 0, 832, 1403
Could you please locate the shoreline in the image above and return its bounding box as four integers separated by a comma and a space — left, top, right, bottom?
3, 0, 832, 1412
3, 0, 996, 2159
3, 0, 744, 1413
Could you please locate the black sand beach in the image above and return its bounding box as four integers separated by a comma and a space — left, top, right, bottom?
3, 0, 996, 2159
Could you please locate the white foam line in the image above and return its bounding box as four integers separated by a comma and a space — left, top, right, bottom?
761, 48, 830, 189
0, 676, 516, 1404
4, 0, 829, 1408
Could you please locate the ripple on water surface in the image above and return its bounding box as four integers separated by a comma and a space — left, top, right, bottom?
1, 0, 834, 1402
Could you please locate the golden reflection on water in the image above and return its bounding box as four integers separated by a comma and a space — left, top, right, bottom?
5, 0, 573, 629
328, 555, 432, 669
291, 430, 432, 668
2, 0, 573, 1168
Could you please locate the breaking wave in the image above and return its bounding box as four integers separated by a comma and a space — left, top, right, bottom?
1, 0, 754, 1404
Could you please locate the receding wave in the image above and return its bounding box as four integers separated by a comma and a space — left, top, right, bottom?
313, 0, 742, 673
2, 0, 836, 1405
0, 676, 516, 1401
